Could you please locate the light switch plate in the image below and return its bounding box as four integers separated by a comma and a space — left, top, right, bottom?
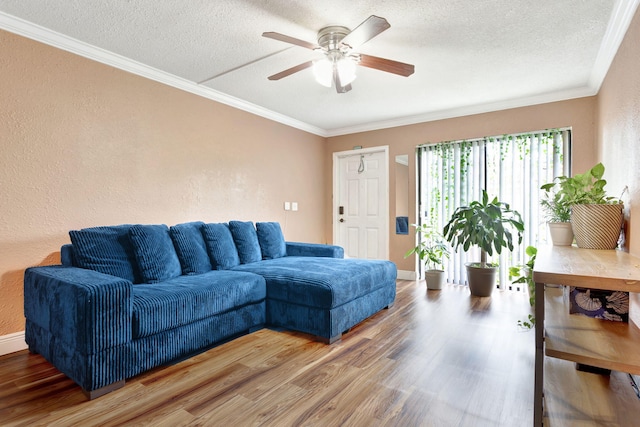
291, 202, 298, 211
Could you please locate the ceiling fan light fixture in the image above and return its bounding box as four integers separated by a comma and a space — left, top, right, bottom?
313, 58, 333, 87
313, 56, 357, 88
336, 57, 357, 85
265, 16, 414, 91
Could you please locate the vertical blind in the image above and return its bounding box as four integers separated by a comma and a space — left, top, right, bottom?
417, 129, 571, 291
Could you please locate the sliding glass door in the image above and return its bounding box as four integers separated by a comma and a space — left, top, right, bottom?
418, 129, 571, 291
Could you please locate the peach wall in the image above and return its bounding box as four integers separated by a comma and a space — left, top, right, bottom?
0, 30, 326, 335
325, 98, 597, 272
597, 6, 640, 256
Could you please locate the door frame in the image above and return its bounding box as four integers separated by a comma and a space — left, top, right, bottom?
332, 146, 390, 259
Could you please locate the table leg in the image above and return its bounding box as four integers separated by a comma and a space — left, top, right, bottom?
534, 281, 545, 426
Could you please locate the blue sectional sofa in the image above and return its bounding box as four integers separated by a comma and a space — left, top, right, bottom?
24, 221, 396, 399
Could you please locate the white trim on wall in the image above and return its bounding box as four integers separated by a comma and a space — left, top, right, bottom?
0, 331, 27, 356
2, 0, 638, 138
589, 0, 640, 91
397, 270, 417, 281
0, 11, 327, 138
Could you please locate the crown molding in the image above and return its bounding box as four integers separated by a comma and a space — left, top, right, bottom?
0, 11, 328, 138
589, 0, 640, 91
325, 85, 598, 137
326, 0, 640, 137
2, 2, 637, 139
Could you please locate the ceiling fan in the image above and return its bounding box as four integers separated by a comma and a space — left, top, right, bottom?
263, 15, 415, 93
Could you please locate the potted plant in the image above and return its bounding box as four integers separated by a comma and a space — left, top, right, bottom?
539, 183, 573, 246
541, 162, 623, 249
509, 245, 537, 328
405, 223, 450, 290
443, 190, 524, 297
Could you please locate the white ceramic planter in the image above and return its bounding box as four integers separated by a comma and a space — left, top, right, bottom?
548, 222, 574, 246
424, 270, 445, 290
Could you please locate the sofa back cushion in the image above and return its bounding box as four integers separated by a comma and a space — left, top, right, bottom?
69, 224, 140, 283
169, 221, 212, 275
202, 223, 240, 270
256, 222, 287, 259
129, 224, 182, 283
229, 221, 262, 264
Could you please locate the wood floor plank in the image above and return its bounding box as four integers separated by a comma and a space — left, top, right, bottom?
2, 280, 639, 426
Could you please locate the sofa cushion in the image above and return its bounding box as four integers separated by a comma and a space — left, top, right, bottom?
229, 221, 262, 264
202, 223, 240, 270
256, 222, 287, 260
170, 221, 212, 275
233, 257, 397, 309
69, 224, 140, 283
131, 270, 266, 338
129, 224, 182, 284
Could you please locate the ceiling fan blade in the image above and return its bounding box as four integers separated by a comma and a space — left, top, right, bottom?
262, 32, 319, 50
337, 83, 352, 93
358, 54, 415, 77
267, 61, 314, 80
333, 69, 352, 94
340, 15, 390, 50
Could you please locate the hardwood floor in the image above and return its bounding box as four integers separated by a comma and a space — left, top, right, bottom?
1, 280, 638, 426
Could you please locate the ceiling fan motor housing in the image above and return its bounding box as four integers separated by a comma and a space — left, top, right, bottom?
317, 26, 351, 53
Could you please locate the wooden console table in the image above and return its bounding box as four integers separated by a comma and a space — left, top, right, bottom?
533, 245, 640, 426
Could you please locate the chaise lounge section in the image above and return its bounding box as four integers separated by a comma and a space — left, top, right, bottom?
234, 256, 397, 343
24, 221, 396, 398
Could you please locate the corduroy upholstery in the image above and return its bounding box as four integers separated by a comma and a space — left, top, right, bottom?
201, 223, 240, 270
129, 224, 182, 283
169, 221, 212, 275
233, 257, 396, 309
285, 241, 345, 258
69, 224, 141, 283
24, 221, 396, 398
233, 256, 397, 341
229, 221, 262, 264
256, 222, 287, 259
131, 271, 265, 338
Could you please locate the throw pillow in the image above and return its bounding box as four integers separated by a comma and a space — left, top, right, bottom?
201, 223, 240, 270
128, 224, 182, 283
69, 224, 140, 283
229, 221, 262, 264
256, 222, 287, 259
170, 221, 212, 275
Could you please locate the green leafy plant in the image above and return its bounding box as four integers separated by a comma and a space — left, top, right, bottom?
405, 223, 450, 270
540, 162, 621, 206
509, 246, 537, 329
540, 189, 571, 223
443, 190, 525, 265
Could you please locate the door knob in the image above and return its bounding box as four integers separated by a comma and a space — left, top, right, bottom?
339, 218, 345, 223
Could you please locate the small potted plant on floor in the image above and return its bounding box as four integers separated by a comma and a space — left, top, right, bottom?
443, 190, 524, 297
540, 183, 573, 246
405, 223, 450, 290
509, 245, 537, 328
542, 162, 623, 249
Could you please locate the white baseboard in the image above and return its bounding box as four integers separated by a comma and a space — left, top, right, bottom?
397, 270, 417, 280
0, 331, 27, 356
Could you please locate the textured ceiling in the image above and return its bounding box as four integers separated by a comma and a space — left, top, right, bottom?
0, 1, 638, 136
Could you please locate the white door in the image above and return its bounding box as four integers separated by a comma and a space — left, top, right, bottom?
333, 147, 389, 259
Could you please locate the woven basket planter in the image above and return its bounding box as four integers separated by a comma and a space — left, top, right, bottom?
571, 204, 624, 249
